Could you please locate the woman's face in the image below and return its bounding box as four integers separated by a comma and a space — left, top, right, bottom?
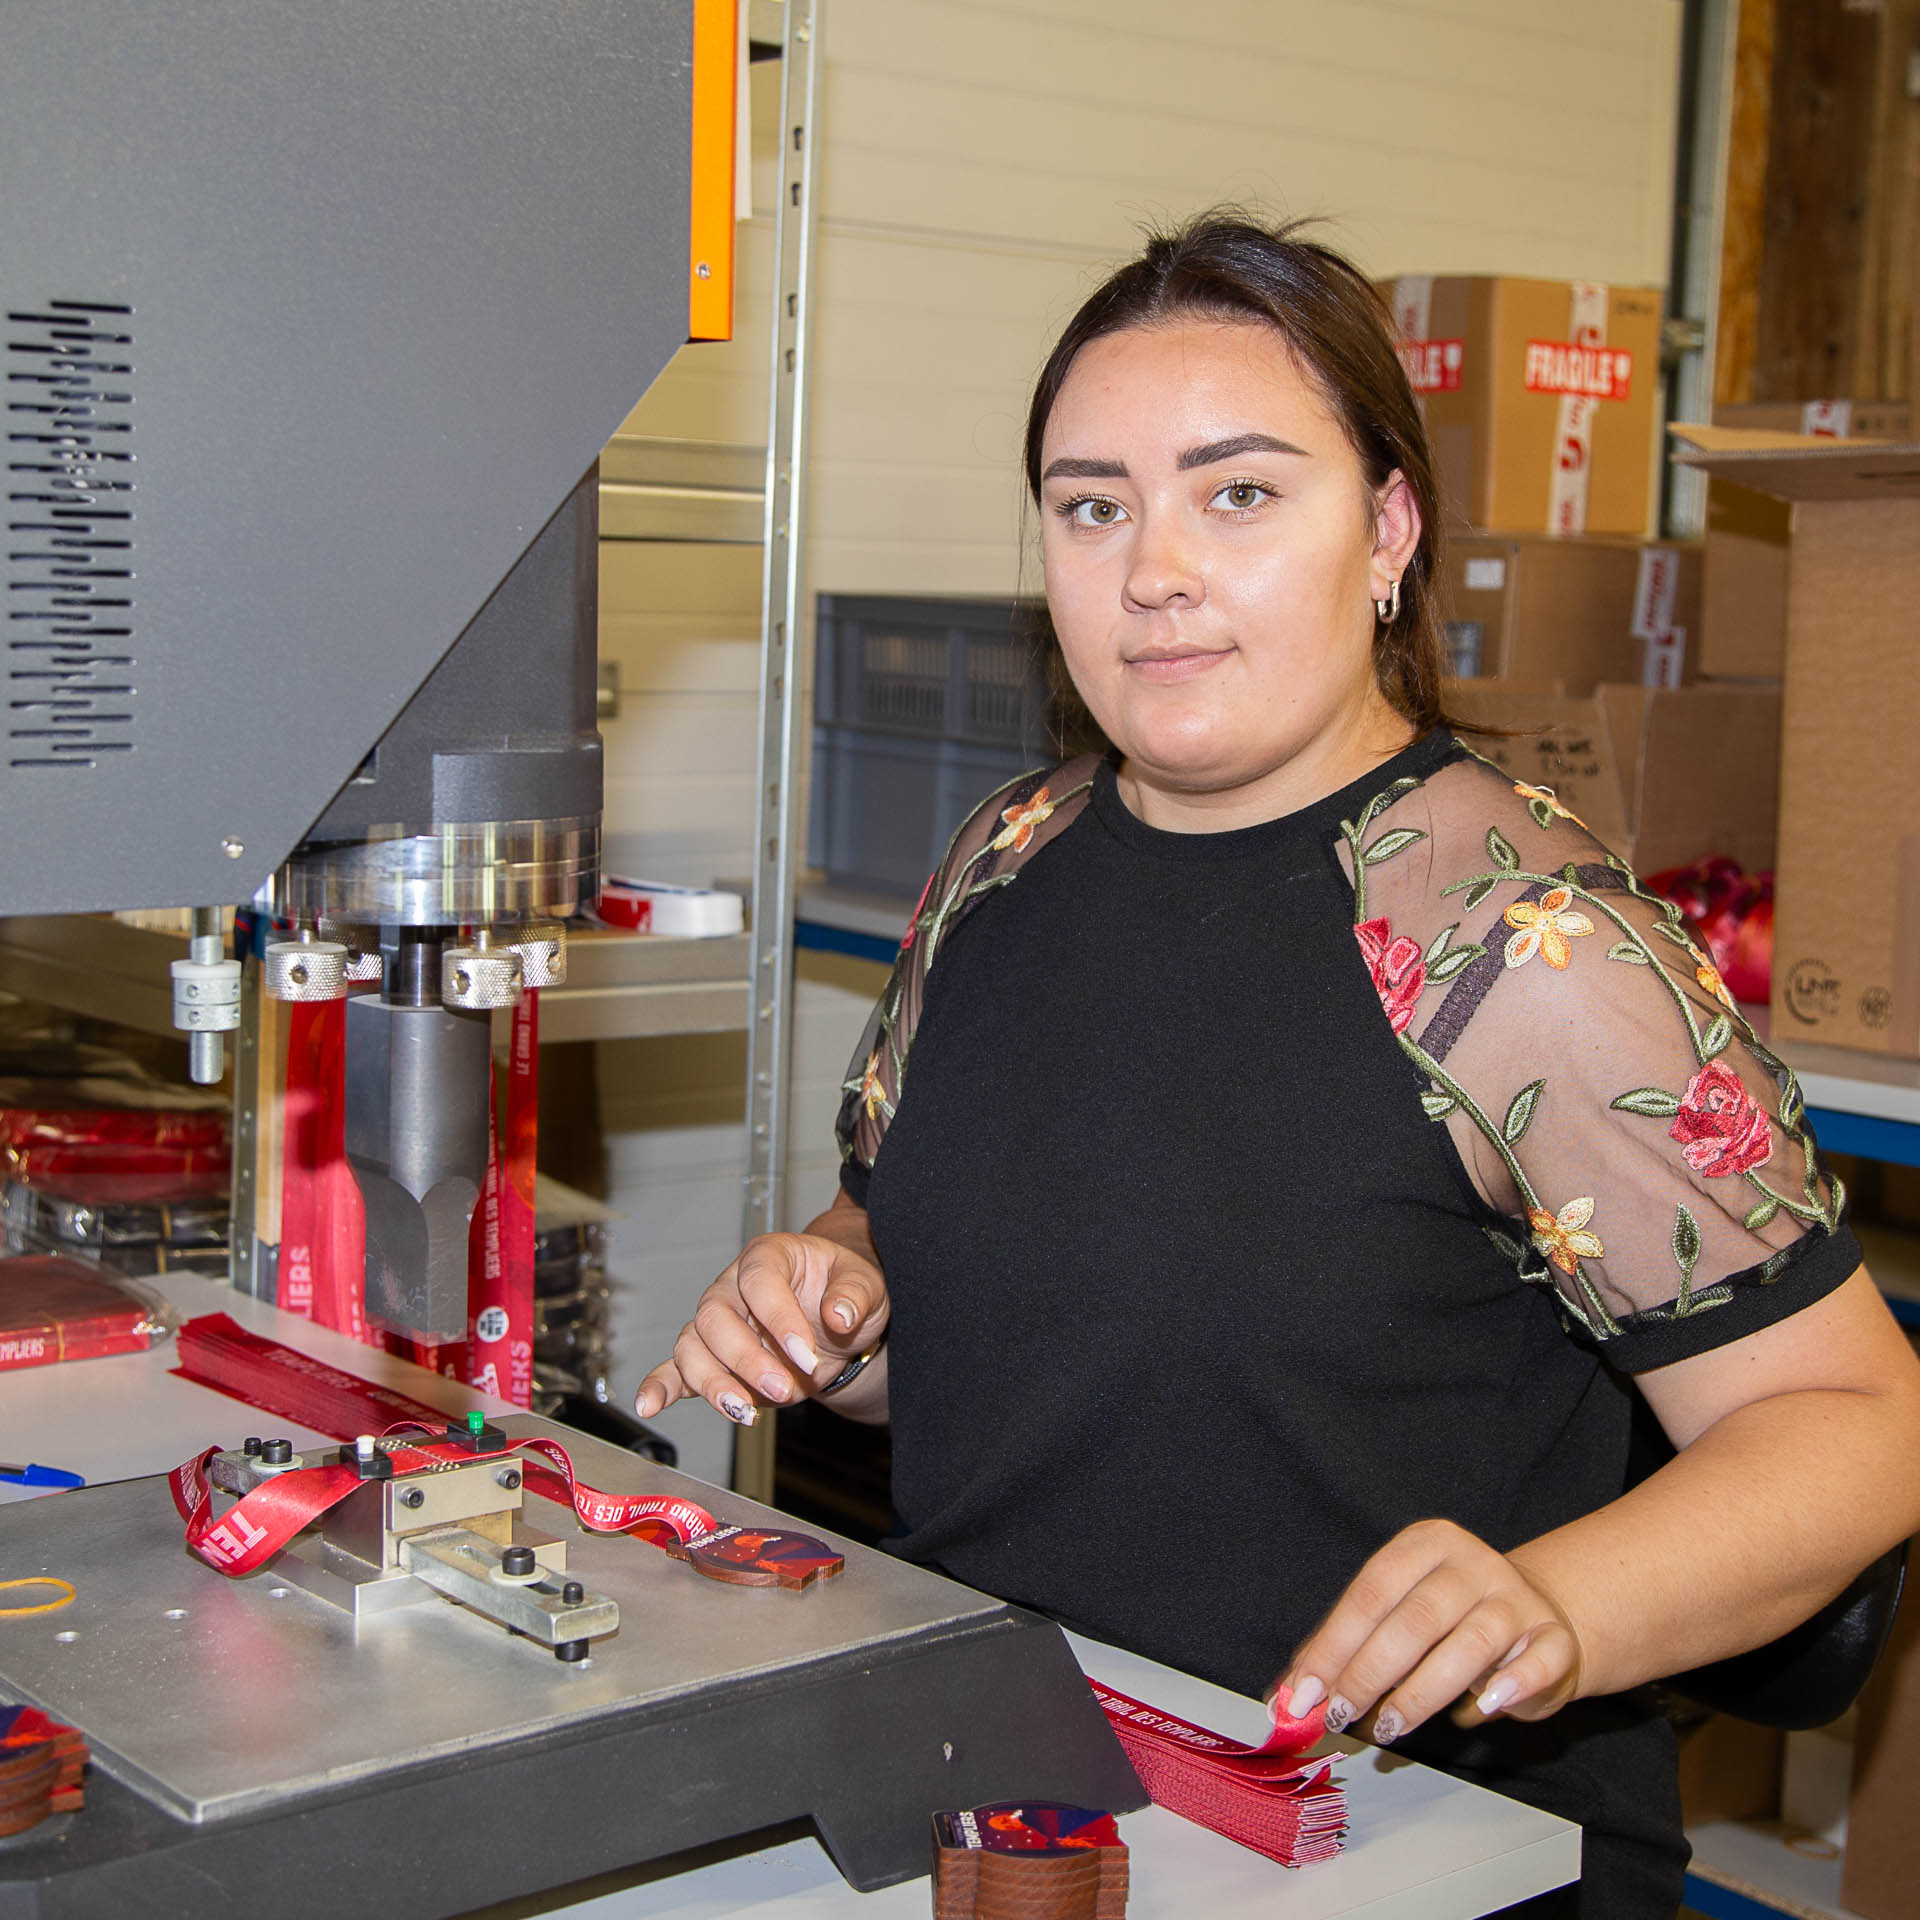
1037, 317, 1420, 828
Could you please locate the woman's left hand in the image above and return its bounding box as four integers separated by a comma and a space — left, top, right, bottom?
1272, 1519, 1585, 1746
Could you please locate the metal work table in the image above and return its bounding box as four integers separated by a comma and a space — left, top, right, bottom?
0, 1271, 1578, 1918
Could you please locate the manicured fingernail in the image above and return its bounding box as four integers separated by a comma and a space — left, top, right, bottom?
1286, 1676, 1324, 1717
758, 1372, 792, 1404
1372, 1707, 1403, 1747
783, 1333, 820, 1373
1323, 1696, 1354, 1734
635, 1392, 657, 1418
828, 1299, 856, 1331
718, 1394, 757, 1426
1477, 1677, 1518, 1718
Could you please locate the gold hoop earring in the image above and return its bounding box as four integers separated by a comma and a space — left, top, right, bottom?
1373, 577, 1401, 624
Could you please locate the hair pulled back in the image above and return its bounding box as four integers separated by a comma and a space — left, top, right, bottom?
1024, 210, 1450, 736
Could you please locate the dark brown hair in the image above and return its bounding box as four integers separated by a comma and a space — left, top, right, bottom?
1024, 209, 1451, 737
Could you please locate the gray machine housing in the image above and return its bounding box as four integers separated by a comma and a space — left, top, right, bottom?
1, 0, 692, 912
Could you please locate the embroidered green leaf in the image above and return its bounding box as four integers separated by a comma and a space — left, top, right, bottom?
1671, 1203, 1701, 1286
1482, 1226, 1526, 1267
1486, 827, 1519, 871
1652, 921, 1692, 948
1462, 875, 1500, 912
1746, 1036, 1789, 1077
1827, 1170, 1847, 1230
1527, 796, 1556, 830
1701, 1014, 1732, 1060
1503, 1078, 1546, 1144
1780, 1077, 1804, 1129
1606, 941, 1650, 965
1610, 1087, 1682, 1119
1427, 945, 1486, 984
1759, 1248, 1792, 1283
1420, 1090, 1458, 1121
1744, 1193, 1781, 1231
1361, 827, 1426, 866
1562, 861, 1581, 886
1424, 922, 1459, 965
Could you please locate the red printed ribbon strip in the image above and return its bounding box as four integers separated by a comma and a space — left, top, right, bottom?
169, 1429, 719, 1579
171, 1312, 452, 1433
1089, 1681, 1347, 1868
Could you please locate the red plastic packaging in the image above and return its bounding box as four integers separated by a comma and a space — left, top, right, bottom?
0, 1254, 169, 1371
0, 1107, 229, 1205
1643, 857, 1775, 1006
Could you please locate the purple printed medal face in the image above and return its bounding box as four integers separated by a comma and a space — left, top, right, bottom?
938, 1802, 1124, 1853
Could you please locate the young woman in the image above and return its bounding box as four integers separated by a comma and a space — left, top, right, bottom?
637, 214, 1920, 1915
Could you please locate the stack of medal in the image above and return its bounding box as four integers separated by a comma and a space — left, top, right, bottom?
0, 1703, 86, 1837
931, 1802, 1128, 1920
1090, 1685, 1345, 1867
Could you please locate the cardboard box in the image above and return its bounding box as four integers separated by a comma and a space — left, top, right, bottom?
1675, 1711, 1784, 1827
1446, 678, 1781, 876
1701, 402, 1910, 680
1714, 399, 1912, 442
1673, 425, 1920, 1058
1440, 534, 1701, 692
1843, 1558, 1920, 1920
1702, 481, 1791, 679
1385, 275, 1664, 535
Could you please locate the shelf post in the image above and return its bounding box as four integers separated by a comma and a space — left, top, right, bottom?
735, 0, 822, 1503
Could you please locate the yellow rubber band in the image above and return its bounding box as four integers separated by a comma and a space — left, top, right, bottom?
0, 1577, 76, 1618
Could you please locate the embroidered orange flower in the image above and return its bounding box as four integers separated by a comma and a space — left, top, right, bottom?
857, 1052, 887, 1121
1514, 781, 1587, 830
1502, 886, 1594, 970
1527, 1196, 1604, 1276
991, 786, 1055, 854
1687, 942, 1738, 1012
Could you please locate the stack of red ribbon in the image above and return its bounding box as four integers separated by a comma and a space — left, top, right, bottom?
1089, 1682, 1346, 1868
0, 1703, 86, 1837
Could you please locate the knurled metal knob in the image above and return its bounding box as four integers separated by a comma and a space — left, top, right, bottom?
501, 920, 567, 988
263, 937, 349, 1002
442, 943, 523, 1011
317, 917, 384, 983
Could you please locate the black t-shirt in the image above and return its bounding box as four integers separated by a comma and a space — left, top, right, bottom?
837, 730, 1859, 1917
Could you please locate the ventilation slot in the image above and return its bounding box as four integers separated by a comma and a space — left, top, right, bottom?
5, 299, 135, 770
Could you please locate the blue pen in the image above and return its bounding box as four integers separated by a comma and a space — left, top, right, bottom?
0, 1463, 85, 1491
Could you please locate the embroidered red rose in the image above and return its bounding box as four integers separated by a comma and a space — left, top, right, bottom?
1354, 918, 1427, 1036
1668, 1061, 1773, 1178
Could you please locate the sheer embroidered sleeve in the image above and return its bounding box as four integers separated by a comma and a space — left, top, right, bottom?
834, 757, 1101, 1205
1343, 749, 1861, 1372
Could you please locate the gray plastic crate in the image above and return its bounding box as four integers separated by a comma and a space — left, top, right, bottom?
808, 724, 1038, 899
815, 594, 1051, 747
809, 596, 1056, 898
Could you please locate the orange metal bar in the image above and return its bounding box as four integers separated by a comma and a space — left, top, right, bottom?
687, 0, 738, 342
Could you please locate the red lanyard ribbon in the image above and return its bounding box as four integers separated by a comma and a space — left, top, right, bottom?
170, 1430, 720, 1579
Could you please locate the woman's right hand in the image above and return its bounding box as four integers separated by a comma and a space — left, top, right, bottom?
633, 1221, 889, 1427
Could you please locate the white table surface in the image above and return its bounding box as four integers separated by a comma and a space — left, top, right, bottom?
0, 1272, 1579, 1918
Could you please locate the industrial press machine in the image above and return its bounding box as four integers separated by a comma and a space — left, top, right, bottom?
0, 6, 1141, 1913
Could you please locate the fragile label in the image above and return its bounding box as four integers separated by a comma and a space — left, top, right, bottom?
1524, 340, 1633, 400
1640, 627, 1685, 689
1398, 338, 1464, 393
1801, 399, 1851, 438
1630, 547, 1680, 640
